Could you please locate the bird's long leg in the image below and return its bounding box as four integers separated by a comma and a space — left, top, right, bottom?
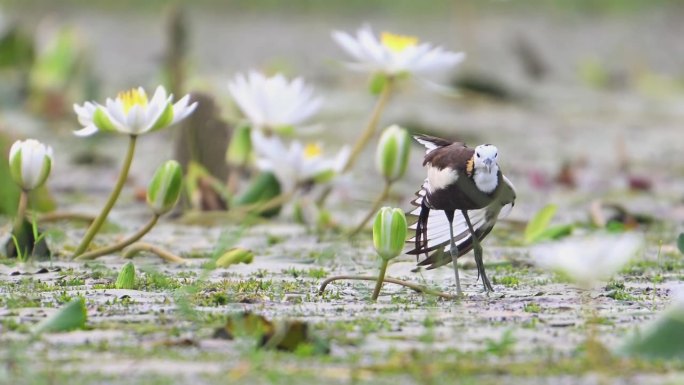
462, 210, 493, 292
444, 210, 462, 297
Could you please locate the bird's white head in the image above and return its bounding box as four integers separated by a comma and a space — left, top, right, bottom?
474, 144, 499, 174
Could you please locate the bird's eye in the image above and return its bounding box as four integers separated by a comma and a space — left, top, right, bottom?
495, 152, 498, 157
476, 153, 480, 158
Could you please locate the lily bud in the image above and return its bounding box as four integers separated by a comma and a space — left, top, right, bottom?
9, 139, 54, 191
147, 160, 183, 215
216, 248, 254, 268
375, 125, 410, 183
226, 123, 252, 166
115, 262, 136, 290
372, 207, 407, 261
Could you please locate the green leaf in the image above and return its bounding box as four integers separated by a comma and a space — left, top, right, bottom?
233, 172, 282, 217
226, 123, 252, 166
524, 204, 558, 244
30, 28, 79, 90
213, 312, 329, 354
33, 298, 87, 334
618, 305, 684, 359
535, 224, 574, 242
677, 233, 684, 255
0, 26, 34, 69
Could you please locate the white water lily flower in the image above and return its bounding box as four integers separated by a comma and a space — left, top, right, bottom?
9, 139, 54, 191
531, 234, 643, 289
332, 26, 465, 77
228, 72, 322, 132
73, 86, 197, 137
251, 131, 349, 192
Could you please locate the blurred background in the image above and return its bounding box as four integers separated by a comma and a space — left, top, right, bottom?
1, 0, 683, 221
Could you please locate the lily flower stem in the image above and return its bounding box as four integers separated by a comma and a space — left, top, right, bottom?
343, 77, 394, 173
75, 214, 159, 261
319, 275, 457, 300
12, 190, 29, 237
123, 242, 188, 264
316, 78, 394, 207
371, 259, 389, 300
349, 181, 392, 236
73, 135, 138, 258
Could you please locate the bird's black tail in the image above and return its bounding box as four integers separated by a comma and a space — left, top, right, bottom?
415, 199, 430, 261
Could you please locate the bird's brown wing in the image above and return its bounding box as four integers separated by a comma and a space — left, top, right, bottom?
413, 134, 458, 151
405, 173, 517, 269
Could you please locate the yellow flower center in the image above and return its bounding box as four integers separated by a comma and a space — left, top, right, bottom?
381, 32, 419, 53
303, 143, 322, 159
118, 88, 148, 113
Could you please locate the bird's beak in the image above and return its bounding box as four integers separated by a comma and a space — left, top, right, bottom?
484, 158, 493, 173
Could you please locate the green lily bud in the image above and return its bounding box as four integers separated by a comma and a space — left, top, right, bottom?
9, 139, 54, 191
375, 125, 410, 183
147, 160, 183, 215
216, 248, 254, 268
115, 261, 136, 289
372, 207, 407, 261
226, 123, 252, 166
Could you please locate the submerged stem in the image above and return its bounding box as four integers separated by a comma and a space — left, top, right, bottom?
319, 275, 456, 300
75, 214, 159, 261
39, 212, 97, 224
123, 242, 188, 264
349, 182, 392, 236
73, 135, 138, 258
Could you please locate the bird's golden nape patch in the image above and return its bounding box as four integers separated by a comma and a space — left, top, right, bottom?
466, 157, 475, 177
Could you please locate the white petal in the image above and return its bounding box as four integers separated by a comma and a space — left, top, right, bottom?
149, 85, 168, 107
332, 30, 367, 61
124, 104, 147, 134
73, 125, 99, 137
172, 96, 197, 124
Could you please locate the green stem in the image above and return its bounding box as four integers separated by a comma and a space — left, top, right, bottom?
371, 260, 389, 301
343, 77, 394, 173
75, 214, 158, 261
12, 190, 29, 236
73, 135, 138, 258
123, 242, 188, 264
232, 191, 294, 216
319, 274, 457, 300
349, 181, 392, 236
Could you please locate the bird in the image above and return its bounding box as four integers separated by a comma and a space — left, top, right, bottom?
406, 134, 516, 295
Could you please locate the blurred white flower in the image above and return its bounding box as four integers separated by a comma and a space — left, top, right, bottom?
73, 86, 197, 137
228, 72, 322, 133
9, 139, 53, 191
251, 131, 349, 192
531, 234, 643, 289
332, 26, 465, 78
